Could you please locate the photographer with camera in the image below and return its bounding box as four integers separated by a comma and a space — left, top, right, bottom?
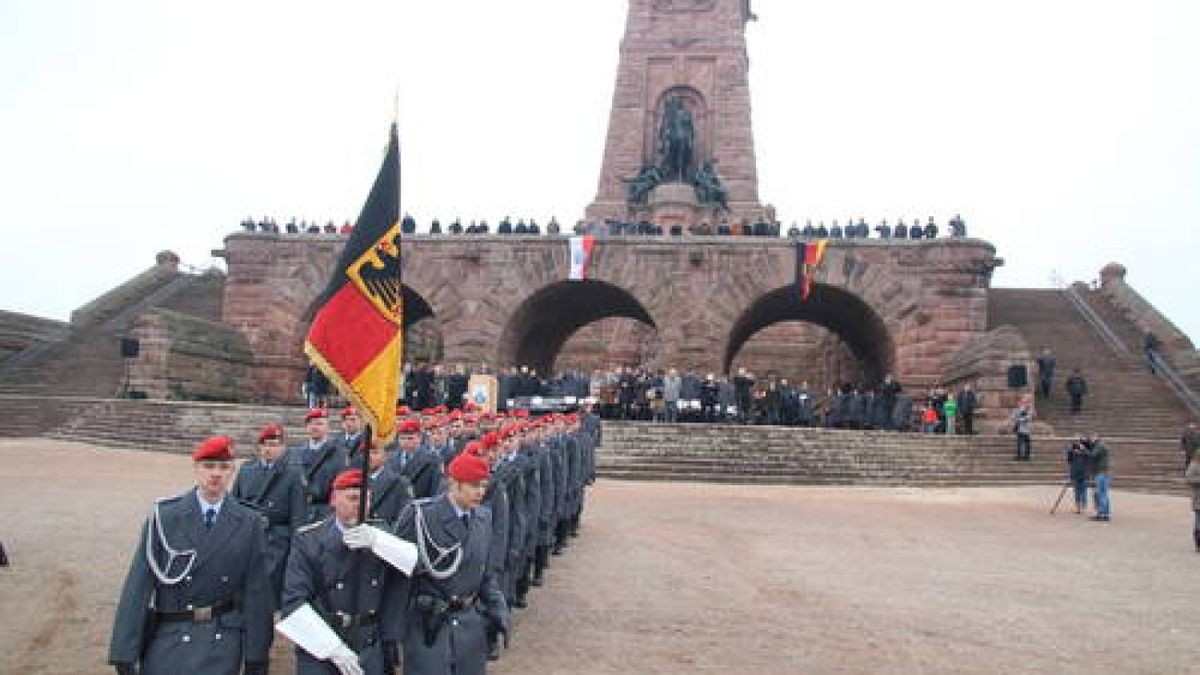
1066, 438, 1090, 514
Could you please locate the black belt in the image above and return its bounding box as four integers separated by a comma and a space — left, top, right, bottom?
328, 610, 380, 630
156, 599, 235, 623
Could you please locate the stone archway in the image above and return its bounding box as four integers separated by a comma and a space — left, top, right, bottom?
723, 283, 896, 385
498, 280, 657, 376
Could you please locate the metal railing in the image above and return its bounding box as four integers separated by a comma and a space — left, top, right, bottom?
1052, 272, 1199, 418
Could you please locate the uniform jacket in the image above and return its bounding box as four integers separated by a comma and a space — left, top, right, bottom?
109, 490, 272, 673
282, 518, 406, 675
393, 496, 508, 675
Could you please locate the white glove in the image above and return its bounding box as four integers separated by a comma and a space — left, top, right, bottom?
342, 524, 377, 550
329, 644, 364, 675
343, 524, 417, 575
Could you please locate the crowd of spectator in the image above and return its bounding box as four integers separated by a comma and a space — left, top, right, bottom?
318, 362, 983, 436
241, 213, 970, 241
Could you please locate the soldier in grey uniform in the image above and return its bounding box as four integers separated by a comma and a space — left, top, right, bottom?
108, 436, 273, 675
290, 409, 351, 524
392, 450, 510, 675
231, 423, 307, 604
336, 407, 366, 454
388, 419, 444, 500
366, 441, 415, 525
476, 436, 512, 661
278, 468, 417, 675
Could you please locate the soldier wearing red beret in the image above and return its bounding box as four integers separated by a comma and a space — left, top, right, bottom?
109, 436, 273, 675
386, 418, 443, 500
288, 408, 350, 524
230, 424, 307, 604
279, 468, 416, 675
393, 450, 510, 673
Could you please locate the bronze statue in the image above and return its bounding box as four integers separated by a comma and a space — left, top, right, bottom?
658, 97, 695, 181
691, 161, 729, 211
622, 164, 664, 204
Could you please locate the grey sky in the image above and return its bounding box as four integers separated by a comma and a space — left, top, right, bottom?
0, 0, 1196, 343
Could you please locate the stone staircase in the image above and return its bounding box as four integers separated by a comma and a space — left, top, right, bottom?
987, 288, 1195, 440
596, 422, 1188, 494
0, 272, 223, 397
0, 395, 308, 456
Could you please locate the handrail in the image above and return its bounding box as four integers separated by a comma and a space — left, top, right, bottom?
1147, 350, 1200, 418
1050, 273, 1132, 359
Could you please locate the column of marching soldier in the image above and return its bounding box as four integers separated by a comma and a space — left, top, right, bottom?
108, 403, 599, 675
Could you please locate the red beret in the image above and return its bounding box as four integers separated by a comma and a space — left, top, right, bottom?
341, 406, 358, 419
395, 405, 411, 417
482, 432, 500, 449
193, 435, 234, 462
397, 419, 422, 434
258, 423, 283, 443
463, 440, 484, 456
332, 468, 363, 491
448, 452, 490, 483
305, 408, 328, 423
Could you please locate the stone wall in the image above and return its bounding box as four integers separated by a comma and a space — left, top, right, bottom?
71, 251, 181, 328
940, 325, 1038, 430
130, 308, 255, 402
217, 232, 1001, 403
1098, 262, 1199, 388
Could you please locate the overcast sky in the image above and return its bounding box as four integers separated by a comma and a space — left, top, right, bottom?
0, 0, 1196, 344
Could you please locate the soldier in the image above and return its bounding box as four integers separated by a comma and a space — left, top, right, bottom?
337, 407, 367, 455
109, 436, 272, 675
290, 408, 349, 524
393, 450, 511, 674
367, 441, 415, 525
277, 468, 417, 675
476, 435, 513, 661
388, 419, 444, 500
231, 423, 307, 604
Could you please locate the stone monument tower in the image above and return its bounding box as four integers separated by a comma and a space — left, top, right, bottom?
585, 0, 763, 230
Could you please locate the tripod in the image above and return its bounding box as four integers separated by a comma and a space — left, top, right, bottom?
1049, 479, 1072, 515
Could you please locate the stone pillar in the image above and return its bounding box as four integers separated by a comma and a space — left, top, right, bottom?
585, 0, 762, 227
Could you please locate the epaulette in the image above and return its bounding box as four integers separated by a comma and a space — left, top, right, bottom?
296, 518, 328, 535
153, 493, 185, 506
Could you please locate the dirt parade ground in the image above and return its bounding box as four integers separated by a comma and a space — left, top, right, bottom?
1, 438, 1197, 674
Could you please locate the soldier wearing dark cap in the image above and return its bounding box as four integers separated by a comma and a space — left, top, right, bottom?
109, 436, 273, 675
231, 423, 307, 603
278, 468, 417, 675
392, 450, 511, 675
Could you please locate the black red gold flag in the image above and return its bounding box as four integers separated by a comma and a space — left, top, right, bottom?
304, 124, 402, 445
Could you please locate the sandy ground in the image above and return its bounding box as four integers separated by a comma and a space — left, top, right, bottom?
0, 438, 1197, 674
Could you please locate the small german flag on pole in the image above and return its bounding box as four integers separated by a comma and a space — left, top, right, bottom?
795, 239, 828, 301
304, 124, 402, 447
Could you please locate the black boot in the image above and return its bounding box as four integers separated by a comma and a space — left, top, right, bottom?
532, 545, 548, 586
486, 630, 501, 661
568, 513, 581, 538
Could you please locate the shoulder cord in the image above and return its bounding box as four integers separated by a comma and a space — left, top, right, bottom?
412, 503, 462, 580
143, 500, 197, 586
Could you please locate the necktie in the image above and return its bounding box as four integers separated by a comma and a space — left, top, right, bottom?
461, 513, 470, 530
204, 508, 217, 529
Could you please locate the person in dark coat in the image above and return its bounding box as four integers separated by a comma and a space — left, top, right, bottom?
1066, 438, 1090, 514
1036, 348, 1057, 399
279, 468, 416, 675
392, 451, 510, 675
955, 385, 978, 435
1065, 368, 1088, 413
290, 408, 350, 524
732, 368, 755, 424
367, 442, 414, 525
109, 436, 273, 675
387, 419, 444, 500
230, 423, 307, 603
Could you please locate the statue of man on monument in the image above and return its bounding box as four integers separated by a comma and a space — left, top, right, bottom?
658, 96, 695, 182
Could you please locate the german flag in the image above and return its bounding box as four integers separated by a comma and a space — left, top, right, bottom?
795, 239, 828, 301
304, 124, 402, 445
